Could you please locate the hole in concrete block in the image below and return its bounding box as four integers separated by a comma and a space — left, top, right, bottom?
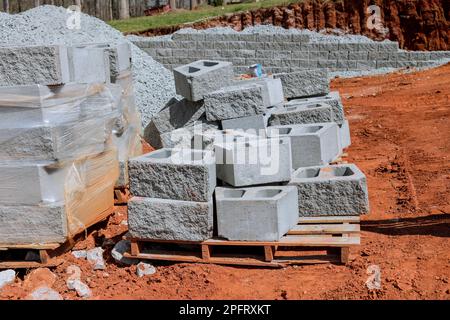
296, 126, 323, 134
146, 149, 172, 159
322, 167, 355, 177
278, 128, 292, 135
254, 189, 282, 198
285, 106, 299, 112
223, 189, 246, 198
188, 66, 201, 73
203, 61, 219, 67
295, 168, 321, 179
180, 149, 206, 162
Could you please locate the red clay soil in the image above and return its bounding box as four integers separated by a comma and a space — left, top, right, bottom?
133, 0, 450, 51
1, 63, 449, 300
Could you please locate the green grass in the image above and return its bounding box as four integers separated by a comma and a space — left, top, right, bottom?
109, 0, 301, 33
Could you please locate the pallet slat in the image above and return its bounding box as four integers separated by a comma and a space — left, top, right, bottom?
289, 224, 360, 235
204, 235, 360, 247
298, 216, 360, 224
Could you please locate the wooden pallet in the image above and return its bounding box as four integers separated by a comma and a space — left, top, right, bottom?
0, 207, 115, 269
124, 216, 360, 268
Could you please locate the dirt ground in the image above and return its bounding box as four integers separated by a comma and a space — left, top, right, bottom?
1, 63, 449, 300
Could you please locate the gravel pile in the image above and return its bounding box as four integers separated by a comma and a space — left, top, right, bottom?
0, 5, 176, 129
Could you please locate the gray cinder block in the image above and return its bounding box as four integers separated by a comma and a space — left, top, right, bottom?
216, 186, 299, 241
339, 120, 352, 149
273, 69, 330, 99
221, 115, 267, 131
0, 203, 68, 244
0, 84, 81, 127
0, 161, 71, 205
204, 83, 270, 121
289, 164, 370, 216
129, 148, 216, 202
267, 123, 341, 169
233, 77, 284, 107
215, 137, 293, 187
82, 42, 132, 79
0, 118, 110, 161
67, 44, 114, 83
0, 45, 70, 86
143, 98, 205, 148
268, 102, 333, 126
285, 91, 346, 125
173, 60, 234, 102
128, 196, 213, 242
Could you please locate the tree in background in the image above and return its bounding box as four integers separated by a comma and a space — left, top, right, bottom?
119, 0, 130, 19
3, 0, 10, 13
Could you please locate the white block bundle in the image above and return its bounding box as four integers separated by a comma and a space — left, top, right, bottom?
0, 42, 142, 246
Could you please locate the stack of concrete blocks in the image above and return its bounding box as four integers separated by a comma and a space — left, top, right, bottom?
76, 42, 144, 188
0, 42, 144, 246
272, 91, 351, 150
0, 77, 118, 245
261, 72, 368, 217
132, 31, 450, 74
143, 60, 237, 150
128, 149, 216, 241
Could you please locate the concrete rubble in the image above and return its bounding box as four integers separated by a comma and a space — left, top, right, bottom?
136, 262, 157, 278
86, 247, 106, 270
66, 265, 92, 299
0, 270, 15, 290
26, 287, 63, 300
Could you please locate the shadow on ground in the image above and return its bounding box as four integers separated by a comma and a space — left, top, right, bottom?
362, 214, 450, 238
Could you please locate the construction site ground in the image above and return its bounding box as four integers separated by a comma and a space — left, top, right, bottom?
1, 63, 449, 300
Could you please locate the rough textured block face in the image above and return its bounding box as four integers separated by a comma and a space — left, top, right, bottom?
274, 69, 330, 99
204, 83, 269, 121
289, 164, 370, 216
215, 138, 293, 187
129, 148, 216, 202
267, 123, 341, 169
221, 115, 267, 131
0, 119, 109, 161
143, 98, 205, 149
216, 186, 299, 241
128, 197, 213, 241
0, 45, 70, 86
285, 91, 346, 124
0, 203, 68, 244
173, 60, 234, 101
339, 120, 352, 149
268, 102, 333, 126
234, 77, 284, 107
